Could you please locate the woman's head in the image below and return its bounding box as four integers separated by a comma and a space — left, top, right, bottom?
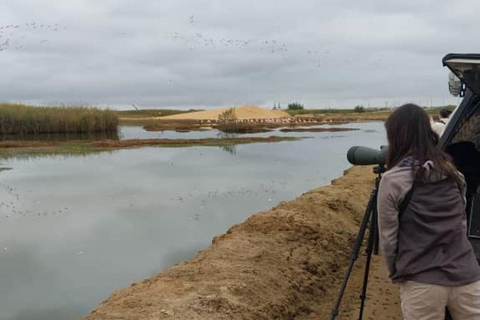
385, 104, 457, 182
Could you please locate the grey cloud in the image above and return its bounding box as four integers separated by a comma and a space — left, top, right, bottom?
1, 0, 479, 109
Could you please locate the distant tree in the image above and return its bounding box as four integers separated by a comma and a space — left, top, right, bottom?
287, 103, 304, 110
218, 107, 237, 123
353, 105, 365, 113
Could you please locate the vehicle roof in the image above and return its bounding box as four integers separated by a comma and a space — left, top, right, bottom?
441, 54, 480, 147
443, 53, 480, 64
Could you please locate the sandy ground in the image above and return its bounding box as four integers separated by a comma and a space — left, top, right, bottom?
305, 255, 401, 320
160, 105, 291, 120
80, 166, 401, 320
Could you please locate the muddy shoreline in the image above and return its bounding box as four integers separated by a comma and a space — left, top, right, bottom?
141, 121, 356, 134
80, 166, 401, 320
0, 136, 301, 158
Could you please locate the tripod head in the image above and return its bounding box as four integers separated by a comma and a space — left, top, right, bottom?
373, 164, 386, 175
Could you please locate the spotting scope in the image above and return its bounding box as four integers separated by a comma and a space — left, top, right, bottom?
347, 146, 387, 166
332, 145, 388, 320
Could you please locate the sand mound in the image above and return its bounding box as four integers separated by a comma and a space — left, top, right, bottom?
161, 105, 291, 120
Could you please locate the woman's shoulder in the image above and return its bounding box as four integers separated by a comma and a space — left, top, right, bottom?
383, 165, 412, 182
380, 166, 414, 198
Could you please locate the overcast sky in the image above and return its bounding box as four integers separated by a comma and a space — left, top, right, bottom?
0, 0, 479, 110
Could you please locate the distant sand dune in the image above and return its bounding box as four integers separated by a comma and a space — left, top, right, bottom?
161, 105, 291, 120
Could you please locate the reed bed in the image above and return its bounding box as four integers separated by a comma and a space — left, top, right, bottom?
0, 104, 118, 135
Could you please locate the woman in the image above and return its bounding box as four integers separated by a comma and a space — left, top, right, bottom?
377, 104, 480, 319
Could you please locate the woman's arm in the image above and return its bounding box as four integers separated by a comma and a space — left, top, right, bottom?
377, 168, 413, 279
377, 176, 401, 278
456, 171, 468, 231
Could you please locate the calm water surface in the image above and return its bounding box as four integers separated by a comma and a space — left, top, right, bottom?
0, 122, 386, 320
118, 122, 369, 139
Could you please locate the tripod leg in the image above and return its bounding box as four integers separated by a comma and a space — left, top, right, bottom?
330, 187, 378, 320
373, 209, 380, 255
445, 308, 453, 320
358, 205, 377, 320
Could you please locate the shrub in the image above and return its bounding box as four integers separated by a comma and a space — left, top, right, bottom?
287, 103, 304, 110
218, 107, 237, 123
353, 105, 365, 113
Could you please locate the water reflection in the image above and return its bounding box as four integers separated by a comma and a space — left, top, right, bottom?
0, 149, 114, 161
151, 245, 205, 276
120, 122, 374, 140
0, 123, 377, 142
0, 242, 55, 290
0, 131, 119, 141
220, 145, 237, 155
215, 132, 239, 155
7, 306, 85, 320
216, 132, 239, 139
0, 122, 387, 320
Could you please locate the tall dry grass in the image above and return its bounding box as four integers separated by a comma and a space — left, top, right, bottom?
0, 104, 118, 135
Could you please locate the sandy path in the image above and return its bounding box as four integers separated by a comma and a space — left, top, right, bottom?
80, 166, 402, 320
304, 255, 401, 320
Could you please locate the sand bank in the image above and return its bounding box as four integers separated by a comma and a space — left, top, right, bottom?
81, 166, 401, 320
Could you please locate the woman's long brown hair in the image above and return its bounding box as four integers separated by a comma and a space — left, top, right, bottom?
385, 104, 459, 183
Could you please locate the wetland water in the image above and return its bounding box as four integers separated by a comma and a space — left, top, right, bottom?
0, 122, 386, 320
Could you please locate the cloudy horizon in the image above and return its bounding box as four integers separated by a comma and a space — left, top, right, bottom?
0, 0, 477, 110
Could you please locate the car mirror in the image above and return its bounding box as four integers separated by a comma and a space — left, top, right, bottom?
449, 72, 463, 97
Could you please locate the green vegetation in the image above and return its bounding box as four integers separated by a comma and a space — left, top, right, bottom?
0, 140, 111, 159
0, 103, 118, 135
285, 105, 457, 117
424, 105, 456, 115
287, 103, 304, 110
353, 105, 365, 113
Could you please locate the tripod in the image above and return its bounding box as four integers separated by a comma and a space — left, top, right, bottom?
330, 164, 385, 320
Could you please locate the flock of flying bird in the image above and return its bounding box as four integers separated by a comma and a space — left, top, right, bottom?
0, 16, 348, 70
0, 22, 67, 52
165, 15, 331, 67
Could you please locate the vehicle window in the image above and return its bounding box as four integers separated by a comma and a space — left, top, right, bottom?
453, 103, 480, 146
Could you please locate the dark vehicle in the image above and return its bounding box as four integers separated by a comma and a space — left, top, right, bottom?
442, 53, 480, 262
